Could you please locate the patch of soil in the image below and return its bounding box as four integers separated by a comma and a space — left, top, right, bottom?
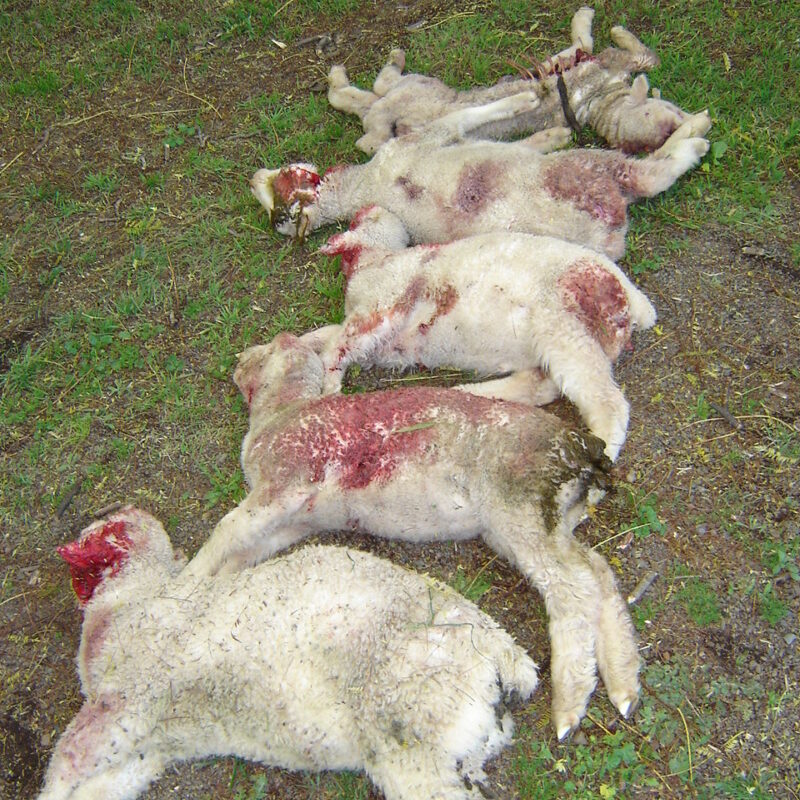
2, 1, 799, 799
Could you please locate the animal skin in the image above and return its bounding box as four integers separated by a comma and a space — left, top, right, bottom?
328, 7, 690, 155
183, 332, 642, 739
313, 205, 657, 460
251, 92, 711, 258
40, 507, 538, 800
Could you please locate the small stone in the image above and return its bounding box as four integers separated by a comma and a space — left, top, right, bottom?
785, 634, 796, 646
572, 729, 588, 745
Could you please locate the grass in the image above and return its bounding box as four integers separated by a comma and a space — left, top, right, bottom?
1, 0, 799, 798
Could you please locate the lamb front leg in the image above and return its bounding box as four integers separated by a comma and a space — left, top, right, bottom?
38, 699, 165, 800
183, 492, 314, 578
635, 111, 711, 196
431, 91, 541, 143
319, 312, 410, 394
454, 368, 561, 407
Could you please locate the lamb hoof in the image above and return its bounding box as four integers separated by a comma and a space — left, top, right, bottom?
555, 713, 581, 741
388, 48, 405, 69
616, 695, 640, 719
328, 64, 349, 88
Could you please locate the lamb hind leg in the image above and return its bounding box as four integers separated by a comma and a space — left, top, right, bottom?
482, 515, 603, 739
429, 91, 541, 143
586, 549, 642, 717
545, 336, 630, 461
372, 48, 406, 96
328, 65, 379, 119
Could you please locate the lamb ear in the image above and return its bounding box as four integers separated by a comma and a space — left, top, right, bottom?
319, 232, 349, 255
629, 74, 649, 105
250, 168, 279, 213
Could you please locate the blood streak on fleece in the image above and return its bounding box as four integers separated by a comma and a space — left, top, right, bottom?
249, 388, 522, 494
58, 520, 132, 604
559, 260, 631, 357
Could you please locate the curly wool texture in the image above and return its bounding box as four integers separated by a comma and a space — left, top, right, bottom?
327, 8, 689, 155
316, 206, 657, 460
185, 332, 641, 739
252, 94, 710, 260
39, 508, 537, 800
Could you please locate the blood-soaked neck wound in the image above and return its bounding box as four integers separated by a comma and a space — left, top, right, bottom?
58, 520, 133, 604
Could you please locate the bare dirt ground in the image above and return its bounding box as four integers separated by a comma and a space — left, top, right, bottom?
1, 1, 798, 798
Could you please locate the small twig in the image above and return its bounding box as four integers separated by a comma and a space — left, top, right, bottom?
627, 570, 659, 605
56, 473, 84, 518
55, 108, 115, 127
126, 34, 138, 77
676, 704, 693, 784
30, 125, 52, 157
92, 501, 124, 519
274, 0, 297, 15
0, 150, 24, 176
166, 251, 181, 315
592, 522, 650, 549
585, 711, 613, 736
708, 401, 742, 430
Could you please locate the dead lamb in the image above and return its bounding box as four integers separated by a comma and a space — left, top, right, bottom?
183, 332, 642, 739
39, 507, 538, 800
251, 91, 711, 259
314, 204, 657, 460
328, 6, 691, 155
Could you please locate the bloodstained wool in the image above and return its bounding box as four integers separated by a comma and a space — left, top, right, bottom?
58, 520, 132, 604
452, 161, 503, 214
321, 234, 364, 282
253, 388, 521, 492
396, 175, 424, 201
559, 260, 631, 357
543, 154, 643, 227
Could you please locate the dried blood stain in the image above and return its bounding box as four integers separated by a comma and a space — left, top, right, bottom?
58, 520, 132, 605
452, 161, 502, 214
543, 153, 644, 227
396, 175, 423, 201
59, 696, 122, 771
249, 388, 524, 494
559, 260, 631, 357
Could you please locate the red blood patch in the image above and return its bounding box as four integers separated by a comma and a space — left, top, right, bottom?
452, 161, 502, 214
273, 166, 321, 205
349, 205, 380, 230
559, 260, 631, 357
543, 153, 643, 228
320, 233, 364, 283
58, 520, 133, 605
249, 388, 523, 494
418, 282, 459, 334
